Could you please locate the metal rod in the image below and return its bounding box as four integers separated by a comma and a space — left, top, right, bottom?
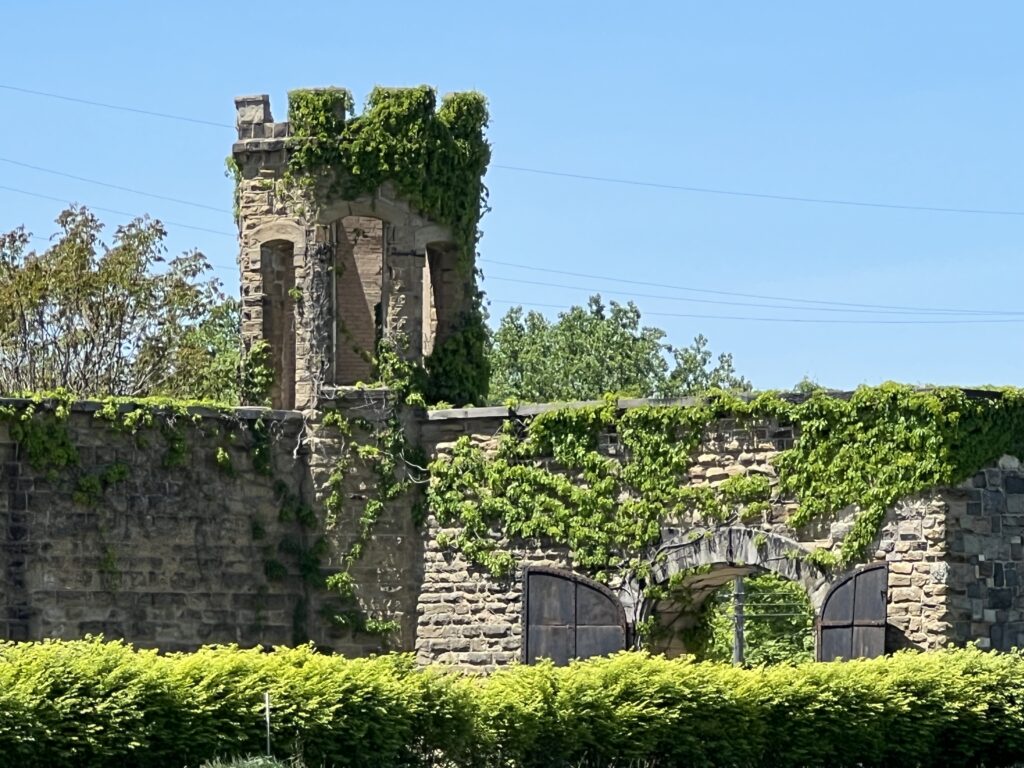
264, 691, 271, 757
732, 576, 745, 666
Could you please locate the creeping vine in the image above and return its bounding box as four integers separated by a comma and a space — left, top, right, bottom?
427, 384, 1024, 581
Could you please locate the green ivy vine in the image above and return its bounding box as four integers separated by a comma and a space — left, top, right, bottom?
284, 85, 491, 405
427, 384, 1024, 581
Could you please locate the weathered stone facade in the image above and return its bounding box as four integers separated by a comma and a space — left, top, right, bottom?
3, 88, 1022, 671
411, 403, 1024, 669
2, 395, 1024, 668
233, 93, 474, 410
0, 403, 309, 648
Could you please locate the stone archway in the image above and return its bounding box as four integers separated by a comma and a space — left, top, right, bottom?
638, 526, 830, 656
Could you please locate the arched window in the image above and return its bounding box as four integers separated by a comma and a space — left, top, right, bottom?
260, 239, 296, 410
333, 216, 383, 385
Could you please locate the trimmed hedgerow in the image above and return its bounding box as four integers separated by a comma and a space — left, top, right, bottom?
2, 639, 1024, 767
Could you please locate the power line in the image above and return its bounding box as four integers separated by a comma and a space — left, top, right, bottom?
0, 84, 233, 128
25, 233, 238, 276
481, 258, 1015, 316
485, 274, 1024, 318
0, 158, 230, 213
0, 185, 235, 237
5, 83, 1023, 220
492, 164, 1024, 217
486, 298, 1024, 325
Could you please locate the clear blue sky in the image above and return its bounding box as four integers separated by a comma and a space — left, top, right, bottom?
2, 2, 1023, 390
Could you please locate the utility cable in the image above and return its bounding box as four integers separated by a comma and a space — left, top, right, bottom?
485, 274, 1024, 317
486, 298, 1024, 325
482, 258, 1017, 316
0, 84, 232, 128
0, 185, 235, 237
492, 164, 1024, 217
0, 157, 230, 213
5, 83, 1023, 218
25, 233, 237, 276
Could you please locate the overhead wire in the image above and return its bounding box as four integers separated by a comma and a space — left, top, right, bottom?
485, 298, 1024, 325
484, 274, 1024, 317
24, 233, 237, 276
0, 84, 233, 128
491, 164, 1024, 217
0, 185, 235, 237
6, 82, 1024, 323
481, 259, 1017, 316
0, 157, 230, 213
5, 83, 1024, 217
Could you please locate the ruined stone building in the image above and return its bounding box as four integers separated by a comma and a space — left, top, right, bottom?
0, 88, 1022, 669
232, 88, 484, 411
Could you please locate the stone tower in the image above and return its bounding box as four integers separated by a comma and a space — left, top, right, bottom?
231, 88, 487, 410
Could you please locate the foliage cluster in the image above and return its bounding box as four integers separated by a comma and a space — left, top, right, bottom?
429, 384, 1024, 578
2, 640, 1024, 768
286, 86, 491, 405
487, 296, 749, 404
0, 208, 248, 402
695, 573, 815, 665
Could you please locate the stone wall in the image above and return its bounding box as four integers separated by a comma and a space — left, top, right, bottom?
0, 403, 307, 648
412, 402, 1008, 669
0, 394, 421, 657
943, 461, 1024, 651
4, 394, 1024, 667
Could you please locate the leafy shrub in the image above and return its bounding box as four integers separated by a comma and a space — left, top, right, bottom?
2, 639, 1024, 767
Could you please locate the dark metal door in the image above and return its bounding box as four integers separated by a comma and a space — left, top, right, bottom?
817, 563, 887, 661
524, 566, 627, 665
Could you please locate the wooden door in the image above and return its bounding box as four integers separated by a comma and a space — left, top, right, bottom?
817, 563, 887, 661
524, 567, 627, 665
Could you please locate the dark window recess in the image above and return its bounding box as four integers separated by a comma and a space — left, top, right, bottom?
817, 562, 887, 661
523, 566, 627, 665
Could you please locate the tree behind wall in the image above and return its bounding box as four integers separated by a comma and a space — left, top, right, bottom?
487, 294, 750, 403
0, 207, 240, 401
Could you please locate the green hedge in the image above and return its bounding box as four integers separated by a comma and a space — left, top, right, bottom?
2, 639, 1024, 767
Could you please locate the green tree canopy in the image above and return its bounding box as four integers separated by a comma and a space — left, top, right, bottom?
0, 207, 241, 402
487, 294, 750, 403
695, 573, 815, 666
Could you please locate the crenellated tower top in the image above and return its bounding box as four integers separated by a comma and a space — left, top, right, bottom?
231, 87, 490, 410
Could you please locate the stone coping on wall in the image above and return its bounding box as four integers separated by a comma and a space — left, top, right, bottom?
0, 397, 303, 424
423, 387, 1005, 422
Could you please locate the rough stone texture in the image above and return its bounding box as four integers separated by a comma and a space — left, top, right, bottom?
304, 390, 424, 655
943, 466, 1024, 652
232, 94, 469, 409
412, 405, 998, 669
0, 405, 308, 649
3, 394, 1024, 668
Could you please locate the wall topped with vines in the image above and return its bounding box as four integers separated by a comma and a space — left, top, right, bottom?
426, 384, 1024, 583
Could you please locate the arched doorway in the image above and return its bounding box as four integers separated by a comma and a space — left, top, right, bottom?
640, 527, 829, 659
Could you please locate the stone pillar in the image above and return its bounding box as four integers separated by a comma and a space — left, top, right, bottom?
233, 94, 317, 410
235, 94, 272, 138
385, 251, 425, 363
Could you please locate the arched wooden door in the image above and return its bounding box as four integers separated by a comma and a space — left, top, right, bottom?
523, 566, 627, 665
817, 563, 888, 661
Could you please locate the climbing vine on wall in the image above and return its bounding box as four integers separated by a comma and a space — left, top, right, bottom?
285, 85, 492, 405
317, 393, 423, 640
427, 384, 1024, 581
